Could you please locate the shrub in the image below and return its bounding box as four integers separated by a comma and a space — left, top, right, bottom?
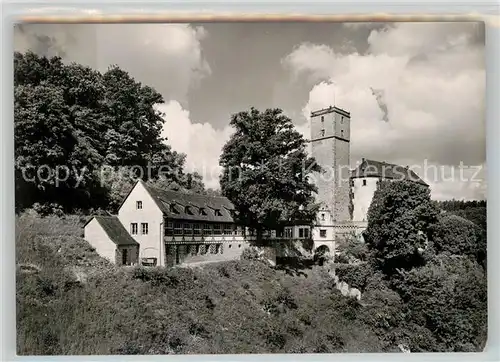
334, 263, 373, 292
432, 214, 486, 265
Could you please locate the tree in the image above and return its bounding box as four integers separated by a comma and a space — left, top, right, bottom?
432, 214, 486, 268
390, 255, 487, 351
14, 51, 206, 213
219, 108, 321, 241
363, 180, 440, 275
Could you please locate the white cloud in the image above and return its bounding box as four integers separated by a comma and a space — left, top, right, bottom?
14, 24, 211, 103
158, 101, 233, 190
283, 22, 486, 200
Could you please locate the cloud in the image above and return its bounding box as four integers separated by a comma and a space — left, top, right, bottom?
14, 24, 211, 103
158, 101, 233, 190
283, 22, 486, 200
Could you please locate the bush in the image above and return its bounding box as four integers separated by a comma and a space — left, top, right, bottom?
432, 214, 486, 266
334, 263, 373, 291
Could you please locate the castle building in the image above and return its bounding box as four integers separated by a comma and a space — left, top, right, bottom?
84, 105, 429, 266
350, 158, 428, 224
84, 180, 248, 267
308, 106, 358, 253
308, 106, 428, 253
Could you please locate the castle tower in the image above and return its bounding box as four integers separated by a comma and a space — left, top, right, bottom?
310, 106, 351, 224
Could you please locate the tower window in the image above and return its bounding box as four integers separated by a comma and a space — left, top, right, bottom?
362, 179, 367, 186
321, 129, 325, 137
321, 213, 325, 221
321, 116, 324, 123
341, 117, 344, 124
341, 130, 344, 137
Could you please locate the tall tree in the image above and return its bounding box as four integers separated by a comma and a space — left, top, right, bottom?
364, 180, 440, 275
219, 107, 321, 241
14, 51, 206, 213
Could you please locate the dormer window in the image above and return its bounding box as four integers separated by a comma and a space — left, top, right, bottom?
185, 206, 193, 215
199, 208, 207, 216
170, 204, 179, 214
214, 209, 222, 217
136, 201, 142, 209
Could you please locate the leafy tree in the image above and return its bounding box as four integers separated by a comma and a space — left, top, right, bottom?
390, 255, 487, 351
219, 108, 321, 241
14, 51, 206, 213
432, 214, 486, 267
363, 180, 440, 275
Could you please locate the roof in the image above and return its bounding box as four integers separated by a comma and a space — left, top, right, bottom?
140, 181, 236, 223
93, 216, 139, 246
351, 159, 428, 186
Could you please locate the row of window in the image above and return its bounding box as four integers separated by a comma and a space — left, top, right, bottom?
320, 115, 345, 124
136, 200, 225, 218
131, 223, 148, 235
319, 129, 345, 137
167, 243, 242, 257
165, 221, 244, 237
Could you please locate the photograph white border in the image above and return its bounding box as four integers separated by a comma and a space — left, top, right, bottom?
1, 1, 498, 361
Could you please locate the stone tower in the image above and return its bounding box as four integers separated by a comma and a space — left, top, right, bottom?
310, 106, 351, 223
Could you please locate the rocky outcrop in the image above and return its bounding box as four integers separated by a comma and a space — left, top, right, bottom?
325, 261, 362, 301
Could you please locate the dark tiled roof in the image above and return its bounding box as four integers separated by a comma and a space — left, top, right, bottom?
94, 216, 139, 246
351, 159, 428, 186
142, 181, 235, 223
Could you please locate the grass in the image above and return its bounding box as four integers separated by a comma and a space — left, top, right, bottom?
16, 212, 393, 355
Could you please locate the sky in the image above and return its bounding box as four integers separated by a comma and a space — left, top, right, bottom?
14, 22, 486, 200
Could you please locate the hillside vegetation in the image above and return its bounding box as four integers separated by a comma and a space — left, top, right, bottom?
17, 212, 392, 355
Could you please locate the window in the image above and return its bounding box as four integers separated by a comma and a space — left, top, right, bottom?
341, 130, 344, 137
320, 229, 327, 238
174, 222, 183, 235
141, 223, 148, 235
185, 206, 193, 215
299, 228, 304, 238
223, 224, 233, 235
165, 221, 173, 236
341, 116, 344, 124
321, 129, 325, 137
131, 223, 138, 235
199, 244, 207, 255
199, 208, 207, 216
321, 213, 325, 221
284, 227, 293, 238
213, 223, 222, 236
304, 228, 310, 239
136, 201, 142, 209
184, 223, 193, 235
362, 179, 367, 186
203, 223, 212, 236
193, 223, 201, 236
214, 209, 222, 217
321, 116, 324, 123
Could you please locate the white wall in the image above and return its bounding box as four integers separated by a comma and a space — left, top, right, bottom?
118, 181, 164, 266
84, 218, 116, 263
352, 177, 379, 222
